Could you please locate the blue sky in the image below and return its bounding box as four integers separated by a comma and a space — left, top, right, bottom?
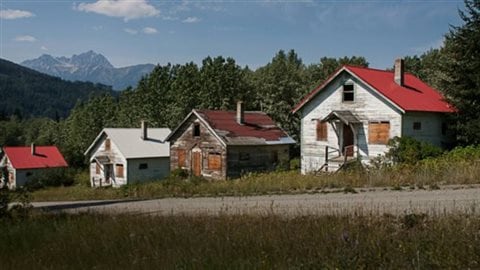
0, 0, 463, 69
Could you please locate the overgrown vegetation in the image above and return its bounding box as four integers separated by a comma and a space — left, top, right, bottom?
1, 212, 480, 269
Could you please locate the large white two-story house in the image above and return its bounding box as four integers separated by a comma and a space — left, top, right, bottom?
293, 59, 455, 173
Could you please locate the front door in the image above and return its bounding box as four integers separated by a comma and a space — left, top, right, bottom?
104, 164, 112, 185
342, 124, 354, 156
192, 151, 202, 176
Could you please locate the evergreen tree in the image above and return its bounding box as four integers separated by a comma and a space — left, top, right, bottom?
440, 0, 480, 144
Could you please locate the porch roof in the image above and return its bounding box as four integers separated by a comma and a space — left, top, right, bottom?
321, 111, 362, 125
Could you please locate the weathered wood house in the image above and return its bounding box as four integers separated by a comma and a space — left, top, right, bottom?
0, 144, 68, 189
166, 102, 295, 179
84, 123, 171, 187
293, 59, 455, 173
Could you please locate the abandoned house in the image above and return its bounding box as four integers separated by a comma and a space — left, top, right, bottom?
166, 102, 295, 180
0, 144, 68, 189
84, 122, 171, 187
292, 59, 455, 173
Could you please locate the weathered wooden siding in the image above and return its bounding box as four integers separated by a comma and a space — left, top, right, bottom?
300, 72, 403, 174
227, 145, 290, 178
170, 116, 227, 180
88, 135, 127, 187
127, 157, 170, 183
402, 112, 453, 148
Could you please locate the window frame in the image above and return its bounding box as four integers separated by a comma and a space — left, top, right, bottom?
116, 164, 124, 177
413, 122, 422, 131
193, 123, 200, 137
208, 152, 222, 170
342, 83, 355, 102
316, 120, 328, 141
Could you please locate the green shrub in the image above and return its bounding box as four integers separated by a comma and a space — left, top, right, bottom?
386, 136, 443, 164
27, 168, 76, 189
170, 168, 189, 179
290, 158, 300, 170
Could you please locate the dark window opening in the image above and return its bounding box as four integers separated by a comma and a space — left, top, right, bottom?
193, 123, 200, 137
271, 151, 278, 164
442, 122, 448, 135
139, 163, 148, 170
343, 84, 354, 102
413, 122, 422, 130
26, 172, 32, 177
239, 152, 250, 161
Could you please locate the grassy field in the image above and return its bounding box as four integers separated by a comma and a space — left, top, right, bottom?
29, 157, 480, 201
1, 212, 480, 269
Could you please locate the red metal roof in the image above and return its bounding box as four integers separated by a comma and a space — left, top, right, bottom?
3, 146, 68, 170
293, 65, 455, 113
196, 110, 291, 142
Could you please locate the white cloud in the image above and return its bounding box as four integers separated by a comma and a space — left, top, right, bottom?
76, 0, 160, 21
41, 46, 48, 51
14, 35, 36, 42
142, 27, 157, 34
0, 9, 34, 20
92, 25, 104, 31
182, 16, 201, 23
124, 28, 138, 35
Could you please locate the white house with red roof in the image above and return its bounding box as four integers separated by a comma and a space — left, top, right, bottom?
166, 102, 295, 179
292, 59, 455, 173
0, 144, 68, 189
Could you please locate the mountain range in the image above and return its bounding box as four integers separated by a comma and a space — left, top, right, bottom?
21, 51, 155, 90
0, 58, 116, 119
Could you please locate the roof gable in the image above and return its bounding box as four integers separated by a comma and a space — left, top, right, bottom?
167, 109, 295, 146
3, 146, 68, 170
85, 128, 171, 159
293, 65, 454, 114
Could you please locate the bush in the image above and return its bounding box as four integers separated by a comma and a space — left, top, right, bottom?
170, 168, 189, 179
386, 136, 443, 164
27, 168, 76, 189
290, 158, 300, 170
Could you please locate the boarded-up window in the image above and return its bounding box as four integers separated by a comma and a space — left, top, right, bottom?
316, 121, 328, 141
208, 153, 222, 170
116, 164, 124, 178
369, 122, 390, 144
178, 149, 186, 167
105, 139, 111, 151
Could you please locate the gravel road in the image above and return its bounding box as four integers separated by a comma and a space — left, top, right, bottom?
33, 186, 480, 216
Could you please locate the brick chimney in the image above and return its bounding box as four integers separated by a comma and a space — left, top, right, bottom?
31, 143, 36, 156
394, 58, 405, 86
141, 120, 147, 140
236, 101, 244, 125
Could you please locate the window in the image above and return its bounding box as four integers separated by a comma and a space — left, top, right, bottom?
239, 152, 250, 161
26, 172, 32, 177
208, 153, 222, 170
369, 121, 390, 144
316, 121, 328, 141
442, 122, 448, 136
105, 139, 111, 151
116, 164, 124, 177
177, 149, 186, 167
138, 163, 148, 170
413, 122, 422, 130
343, 84, 354, 102
271, 151, 278, 163
193, 123, 200, 137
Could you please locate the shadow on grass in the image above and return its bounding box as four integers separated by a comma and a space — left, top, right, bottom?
34, 199, 146, 212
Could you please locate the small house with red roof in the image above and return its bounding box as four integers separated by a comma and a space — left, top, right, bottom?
166, 102, 295, 179
0, 144, 68, 189
292, 59, 455, 173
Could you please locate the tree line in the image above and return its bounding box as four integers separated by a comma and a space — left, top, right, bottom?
1, 0, 479, 168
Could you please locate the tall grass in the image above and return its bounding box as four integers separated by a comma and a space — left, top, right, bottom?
1, 212, 480, 269
28, 145, 480, 201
